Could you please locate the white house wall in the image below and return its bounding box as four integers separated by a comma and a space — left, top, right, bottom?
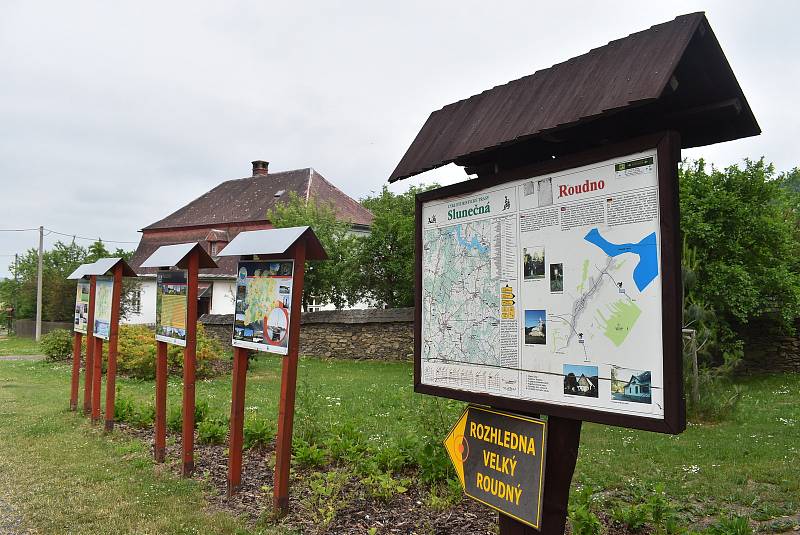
124, 278, 157, 325
211, 280, 237, 315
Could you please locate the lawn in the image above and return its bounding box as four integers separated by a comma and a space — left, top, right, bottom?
0, 334, 41, 356
0, 347, 798, 533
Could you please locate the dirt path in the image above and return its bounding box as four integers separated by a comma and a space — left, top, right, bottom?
0, 495, 32, 535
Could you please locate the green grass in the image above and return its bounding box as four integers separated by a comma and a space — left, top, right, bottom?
0, 355, 798, 533
0, 335, 42, 356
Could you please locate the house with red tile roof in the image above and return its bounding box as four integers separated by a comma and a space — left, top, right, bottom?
126, 160, 373, 324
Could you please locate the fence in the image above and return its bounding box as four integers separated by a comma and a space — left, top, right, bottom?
200, 308, 414, 361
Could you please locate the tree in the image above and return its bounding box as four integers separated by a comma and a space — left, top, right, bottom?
679, 158, 800, 361
267, 192, 360, 310
0, 240, 140, 322
356, 184, 438, 308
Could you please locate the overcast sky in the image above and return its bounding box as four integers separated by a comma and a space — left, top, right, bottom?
1, 1, 797, 278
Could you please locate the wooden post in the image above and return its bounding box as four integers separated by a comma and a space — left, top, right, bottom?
70, 332, 82, 411
181, 251, 199, 477
83, 276, 96, 415
498, 416, 582, 535
273, 240, 306, 514
92, 336, 103, 423
227, 346, 249, 496
104, 264, 123, 432
154, 340, 168, 463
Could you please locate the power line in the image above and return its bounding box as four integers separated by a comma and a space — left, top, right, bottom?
44, 228, 138, 244
0, 226, 138, 244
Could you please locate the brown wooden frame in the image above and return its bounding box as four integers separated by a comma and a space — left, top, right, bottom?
414, 131, 685, 435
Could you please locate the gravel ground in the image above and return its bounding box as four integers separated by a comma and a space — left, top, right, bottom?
0, 355, 44, 361
0, 495, 31, 535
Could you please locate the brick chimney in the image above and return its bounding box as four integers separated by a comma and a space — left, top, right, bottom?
252, 160, 269, 176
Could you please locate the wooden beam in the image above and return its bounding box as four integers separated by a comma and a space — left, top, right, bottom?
104, 263, 123, 432
69, 332, 82, 411
273, 240, 307, 514
182, 251, 199, 477
83, 276, 96, 415
227, 346, 248, 496
155, 341, 168, 463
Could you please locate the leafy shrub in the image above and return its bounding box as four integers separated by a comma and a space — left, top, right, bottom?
293, 439, 328, 468
244, 417, 273, 449
114, 394, 137, 423
167, 405, 183, 433
360, 472, 410, 501
703, 515, 753, 535
611, 503, 648, 532
129, 404, 155, 428
569, 487, 601, 535
197, 418, 228, 445
193, 400, 210, 425
417, 441, 452, 484
85, 324, 223, 380
41, 329, 73, 361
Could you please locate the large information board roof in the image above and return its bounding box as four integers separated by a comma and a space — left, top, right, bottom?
140, 242, 218, 270
389, 12, 759, 182
66, 262, 93, 280
82, 258, 137, 277
217, 226, 327, 260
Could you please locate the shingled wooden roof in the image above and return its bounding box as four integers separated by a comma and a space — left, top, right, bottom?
390, 12, 759, 181
144, 167, 373, 230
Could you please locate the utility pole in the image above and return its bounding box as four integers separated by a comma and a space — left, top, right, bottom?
12, 253, 18, 335
35, 226, 43, 341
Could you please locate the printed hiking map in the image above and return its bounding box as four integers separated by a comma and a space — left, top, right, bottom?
420, 149, 665, 419
232, 260, 294, 355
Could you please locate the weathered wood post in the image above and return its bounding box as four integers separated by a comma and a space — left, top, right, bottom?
273, 239, 305, 513
227, 345, 248, 495
182, 249, 199, 477
217, 227, 326, 506
104, 263, 124, 432
82, 258, 136, 425
91, 335, 103, 423
83, 275, 96, 415
155, 340, 168, 462
139, 243, 217, 468
70, 332, 82, 411
67, 264, 92, 412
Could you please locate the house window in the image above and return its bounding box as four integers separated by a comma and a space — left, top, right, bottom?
307, 296, 322, 312
130, 290, 141, 315
210, 242, 218, 255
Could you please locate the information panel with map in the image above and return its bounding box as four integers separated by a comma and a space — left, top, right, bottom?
232, 261, 294, 355
93, 276, 113, 340
155, 270, 188, 346
417, 143, 682, 430
74, 280, 90, 334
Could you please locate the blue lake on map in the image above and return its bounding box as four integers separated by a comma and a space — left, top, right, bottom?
449, 224, 489, 254
584, 228, 658, 291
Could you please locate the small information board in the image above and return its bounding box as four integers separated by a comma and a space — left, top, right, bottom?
232, 260, 295, 355
155, 270, 189, 347
445, 406, 546, 529
93, 276, 114, 340
74, 281, 90, 334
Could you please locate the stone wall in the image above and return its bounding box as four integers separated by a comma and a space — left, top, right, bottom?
200, 308, 414, 361
13, 319, 73, 338
741, 318, 800, 373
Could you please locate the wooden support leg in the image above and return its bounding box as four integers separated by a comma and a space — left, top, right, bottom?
155, 341, 168, 463
227, 347, 248, 496
70, 333, 82, 411
92, 337, 103, 423
104, 339, 117, 432
181, 343, 196, 477
273, 347, 300, 514
83, 335, 93, 415
499, 415, 583, 535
